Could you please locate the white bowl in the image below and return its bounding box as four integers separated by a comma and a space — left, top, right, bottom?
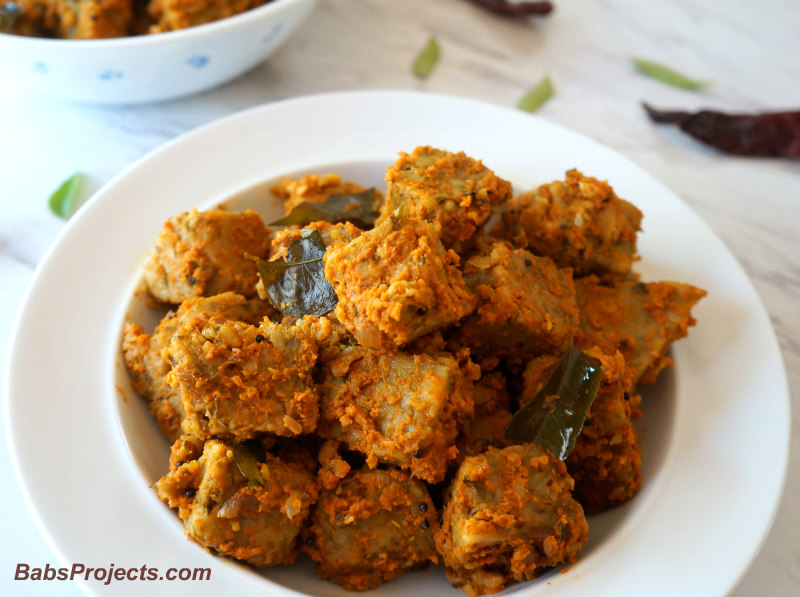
5, 92, 790, 596
0, 0, 318, 104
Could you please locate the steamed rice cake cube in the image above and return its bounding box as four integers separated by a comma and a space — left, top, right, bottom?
147, 0, 266, 32
319, 346, 477, 483
456, 371, 512, 463
574, 275, 706, 388
168, 316, 331, 441
305, 468, 438, 591
520, 349, 643, 512
436, 444, 587, 596
144, 208, 270, 304
379, 146, 513, 249
499, 170, 642, 277
155, 438, 317, 566
7, 0, 48, 36
121, 292, 273, 440
49, 0, 133, 38
457, 240, 578, 359
324, 216, 476, 349
567, 349, 642, 512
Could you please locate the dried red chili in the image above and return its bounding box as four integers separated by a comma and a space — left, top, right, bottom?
463, 0, 553, 17
643, 103, 800, 157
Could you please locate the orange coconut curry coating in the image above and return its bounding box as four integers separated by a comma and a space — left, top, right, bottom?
305, 467, 439, 591
379, 146, 513, 250
4, 0, 273, 38
497, 169, 642, 277
324, 216, 477, 349
120, 146, 704, 595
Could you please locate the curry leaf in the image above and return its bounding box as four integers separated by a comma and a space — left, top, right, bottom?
48, 172, 84, 219
517, 75, 554, 113
232, 441, 266, 487
271, 188, 379, 228
413, 37, 440, 79
504, 346, 602, 460
251, 230, 338, 317
632, 58, 710, 90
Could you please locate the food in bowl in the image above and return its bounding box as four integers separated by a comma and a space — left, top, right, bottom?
0, 0, 274, 38
0, 0, 317, 103
121, 146, 705, 595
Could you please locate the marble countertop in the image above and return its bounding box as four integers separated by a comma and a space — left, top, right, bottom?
1, 1, 797, 595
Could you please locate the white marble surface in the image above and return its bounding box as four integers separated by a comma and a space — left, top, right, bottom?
1, 1, 798, 595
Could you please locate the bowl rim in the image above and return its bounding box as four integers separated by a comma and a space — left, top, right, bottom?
0, 0, 314, 48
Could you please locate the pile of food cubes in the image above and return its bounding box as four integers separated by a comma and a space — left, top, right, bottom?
123, 146, 704, 595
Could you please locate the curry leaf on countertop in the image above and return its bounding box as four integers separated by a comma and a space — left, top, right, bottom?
643, 103, 800, 157
413, 37, 440, 79
250, 229, 338, 317
271, 188, 379, 228
632, 57, 710, 90
48, 172, 84, 219
517, 75, 554, 113
504, 346, 602, 460
232, 441, 266, 487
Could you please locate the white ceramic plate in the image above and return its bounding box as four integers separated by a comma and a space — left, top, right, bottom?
4, 91, 789, 597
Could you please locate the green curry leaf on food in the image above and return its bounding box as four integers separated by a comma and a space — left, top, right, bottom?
271, 188, 379, 229
504, 346, 602, 460
232, 441, 266, 487
249, 230, 338, 318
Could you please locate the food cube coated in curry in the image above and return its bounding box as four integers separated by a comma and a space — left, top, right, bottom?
456, 239, 579, 360
318, 345, 478, 483
436, 444, 587, 597
574, 275, 706, 388
168, 315, 331, 441
122, 292, 273, 440
520, 349, 643, 512
5, 0, 47, 36
456, 371, 512, 463
144, 208, 270, 304
379, 146, 513, 249
147, 0, 266, 32
498, 169, 642, 277
324, 216, 476, 349
48, 0, 133, 38
155, 437, 317, 566
305, 467, 438, 591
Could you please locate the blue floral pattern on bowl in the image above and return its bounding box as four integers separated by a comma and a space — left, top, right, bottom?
186, 55, 209, 69
261, 22, 283, 45
99, 69, 123, 81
